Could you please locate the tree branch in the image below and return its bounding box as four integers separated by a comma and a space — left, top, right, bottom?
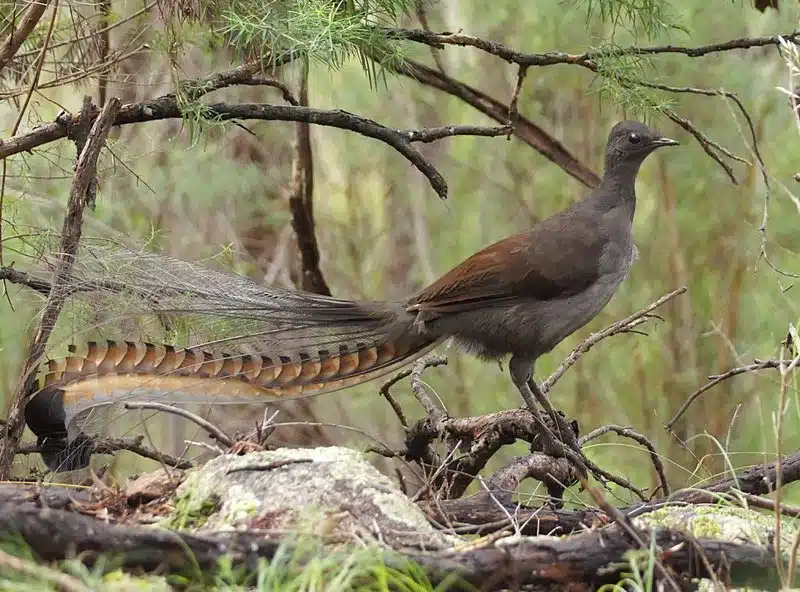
0, 96, 513, 201
288, 58, 330, 295
542, 287, 687, 393
580, 424, 669, 498
123, 402, 234, 448
382, 27, 800, 66
665, 359, 797, 431
0, 96, 121, 479
17, 435, 194, 471
383, 28, 793, 183
0, 499, 787, 591
382, 56, 601, 188
0, 0, 51, 74
0, 267, 52, 296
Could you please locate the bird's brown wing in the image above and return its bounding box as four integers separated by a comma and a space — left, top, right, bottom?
407, 212, 606, 315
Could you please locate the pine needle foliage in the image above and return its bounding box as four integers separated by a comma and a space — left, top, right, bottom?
574, 0, 678, 39
216, 0, 414, 86
591, 45, 675, 118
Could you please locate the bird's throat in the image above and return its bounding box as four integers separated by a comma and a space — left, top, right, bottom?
592, 166, 638, 218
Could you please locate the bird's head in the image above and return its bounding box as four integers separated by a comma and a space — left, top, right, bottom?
604, 120, 678, 175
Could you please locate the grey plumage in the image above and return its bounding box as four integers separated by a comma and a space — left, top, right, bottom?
409, 121, 677, 394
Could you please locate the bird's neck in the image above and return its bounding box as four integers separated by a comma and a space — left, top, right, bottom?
591, 160, 641, 219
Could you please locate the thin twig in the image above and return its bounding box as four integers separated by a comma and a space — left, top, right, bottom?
542, 287, 687, 393
379, 388, 409, 429
380, 356, 449, 428
665, 110, 738, 184
123, 402, 234, 448
410, 355, 448, 417
507, 65, 529, 138
665, 359, 793, 431
580, 424, 669, 497
725, 91, 797, 279
245, 77, 299, 105
415, 3, 447, 74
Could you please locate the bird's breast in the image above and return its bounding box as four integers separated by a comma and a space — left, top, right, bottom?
598, 232, 636, 277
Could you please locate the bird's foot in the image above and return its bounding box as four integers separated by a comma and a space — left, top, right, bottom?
517, 379, 586, 475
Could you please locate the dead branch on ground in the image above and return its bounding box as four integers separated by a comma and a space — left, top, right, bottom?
0, 492, 786, 591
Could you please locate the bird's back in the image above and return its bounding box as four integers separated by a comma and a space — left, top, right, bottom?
408, 191, 636, 360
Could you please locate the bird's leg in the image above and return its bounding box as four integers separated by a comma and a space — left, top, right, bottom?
509, 355, 586, 470
526, 376, 582, 457
508, 356, 560, 457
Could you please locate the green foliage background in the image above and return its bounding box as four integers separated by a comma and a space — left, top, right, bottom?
0, 0, 799, 508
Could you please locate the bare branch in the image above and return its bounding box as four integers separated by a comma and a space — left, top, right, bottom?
665, 359, 794, 432
383, 57, 601, 188
383, 28, 796, 183
379, 356, 449, 429
0, 96, 120, 479
580, 424, 669, 497
542, 287, 687, 393
402, 125, 512, 142
179, 57, 296, 101
288, 59, 330, 296
0, 0, 51, 73
665, 110, 739, 184
18, 435, 194, 471
123, 402, 234, 448
0, 97, 492, 200
0, 267, 51, 296
677, 451, 800, 498
410, 355, 448, 418
506, 65, 529, 134
0, 59, 291, 159
238, 77, 299, 105
487, 453, 575, 501
382, 27, 800, 66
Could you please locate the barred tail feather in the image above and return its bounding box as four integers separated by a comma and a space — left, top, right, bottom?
26, 334, 440, 472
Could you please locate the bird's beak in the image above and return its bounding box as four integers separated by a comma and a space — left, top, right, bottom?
653, 136, 679, 147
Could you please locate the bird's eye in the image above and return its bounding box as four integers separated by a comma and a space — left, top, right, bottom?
628, 133, 641, 144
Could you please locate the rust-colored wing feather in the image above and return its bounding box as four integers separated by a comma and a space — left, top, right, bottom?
408, 210, 607, 315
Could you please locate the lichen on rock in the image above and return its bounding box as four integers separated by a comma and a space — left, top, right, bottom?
168, 446, 460, 550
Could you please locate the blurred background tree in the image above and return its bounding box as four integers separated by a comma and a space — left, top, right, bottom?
0, 0, 798, 505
